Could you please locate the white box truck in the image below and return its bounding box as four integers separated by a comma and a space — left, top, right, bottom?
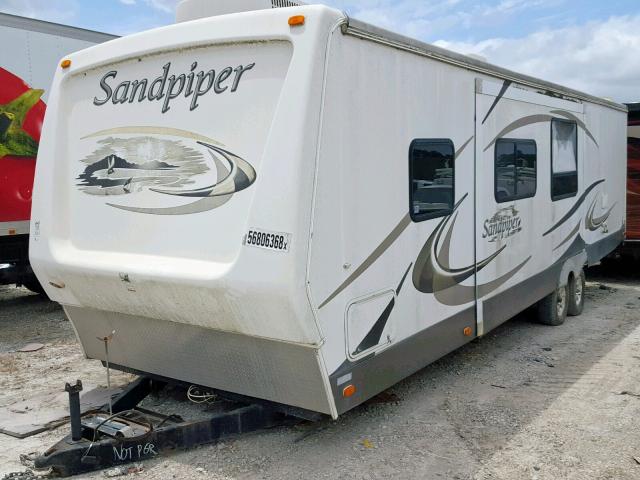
0, 12, 115, 291
30, 0, 626, 418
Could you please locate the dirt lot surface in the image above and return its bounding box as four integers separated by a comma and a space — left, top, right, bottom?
1, 263, 640, 479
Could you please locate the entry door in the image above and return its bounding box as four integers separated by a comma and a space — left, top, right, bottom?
474, 78, 567, 334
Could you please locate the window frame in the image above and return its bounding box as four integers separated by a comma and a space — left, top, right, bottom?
493, 138, 538, 203
550, 118, 579, 201
408, 138, 456, 222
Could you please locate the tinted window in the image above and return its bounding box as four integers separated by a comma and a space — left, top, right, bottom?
495, 139, 537, 202
551, 119, 578, 199
409, 139, 454, 221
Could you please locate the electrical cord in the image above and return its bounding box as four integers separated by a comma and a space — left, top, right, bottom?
187, 385, 217, 404
81, 409, 154, 462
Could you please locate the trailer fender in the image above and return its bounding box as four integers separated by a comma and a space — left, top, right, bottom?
557, 250, 587, 288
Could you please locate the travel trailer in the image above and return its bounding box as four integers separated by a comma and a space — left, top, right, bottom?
0, 12, 115, 291
30, 1, 626, 418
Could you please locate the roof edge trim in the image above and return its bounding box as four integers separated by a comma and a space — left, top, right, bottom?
342, 17, 627, 113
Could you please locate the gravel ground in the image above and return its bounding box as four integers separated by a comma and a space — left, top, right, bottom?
1, 262, 639, 480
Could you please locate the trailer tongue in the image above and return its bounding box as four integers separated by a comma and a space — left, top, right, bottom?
34, 377, 312, 477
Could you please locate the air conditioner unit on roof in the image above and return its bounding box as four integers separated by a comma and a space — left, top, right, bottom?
176, 0, 305, 22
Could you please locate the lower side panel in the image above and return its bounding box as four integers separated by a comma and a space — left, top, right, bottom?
64, 306, 333, 415
483, 262, 560, 333
329, 306, 475, 415
587, 229, 624, 265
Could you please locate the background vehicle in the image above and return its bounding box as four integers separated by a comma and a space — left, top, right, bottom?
0, 12, 114, 292
622, 102, 640, 258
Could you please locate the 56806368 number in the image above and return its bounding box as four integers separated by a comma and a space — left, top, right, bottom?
244, 228, 291, 252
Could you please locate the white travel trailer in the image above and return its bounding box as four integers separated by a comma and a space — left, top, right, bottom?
30, 1, 626, 418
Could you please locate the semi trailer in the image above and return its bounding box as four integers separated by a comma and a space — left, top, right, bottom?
0, 12, 114, 292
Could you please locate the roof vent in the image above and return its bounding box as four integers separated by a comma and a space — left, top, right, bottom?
176, 0, 304, 23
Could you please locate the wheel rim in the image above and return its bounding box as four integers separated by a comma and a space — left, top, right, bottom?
574, 278, 583, 306
556, 286, 566, 317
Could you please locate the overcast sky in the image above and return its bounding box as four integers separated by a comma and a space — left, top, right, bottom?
1, 0, 639, 102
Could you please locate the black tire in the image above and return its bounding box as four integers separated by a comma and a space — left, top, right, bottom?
567, 270, 585, 316
536, 285, 568, 326
22, 273, 45, 295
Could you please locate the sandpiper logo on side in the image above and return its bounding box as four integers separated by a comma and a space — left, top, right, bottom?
482, 206, 522, 242
93, 61, 255, 113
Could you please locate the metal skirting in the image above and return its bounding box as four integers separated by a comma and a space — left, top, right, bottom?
587, 229, 624, 265
64, 306, 333, 415
329, 306, 475, 415
482, 263, 560, 333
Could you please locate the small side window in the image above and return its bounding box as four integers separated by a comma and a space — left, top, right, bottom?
409, 139, 455, 221
551, 118, 578, 200
494, 139, 537, 203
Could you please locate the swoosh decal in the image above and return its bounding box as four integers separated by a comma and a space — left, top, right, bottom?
81, 126, 223, 146
434, 256, 531, 306
317, 134, 474, 309
413, 194, 508, 295
542, 179, 605, 236
484, 114, 554, 152
455, 135, 474, 158
484, 111, 598, 153
352, 262, 413, 355
481, 80, 511, 125
317, 214, 412, 309
585, 195, 616, 231
396, 262, 413, 295
107, 193, 234, 215
107, 141, 256, 215
552, 222, 580, 251
151, 142, 256, 198
550, 110, 598, 147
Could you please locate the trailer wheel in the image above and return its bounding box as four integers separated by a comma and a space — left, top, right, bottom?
536, 285, 568, 326
567, 270, 585, 316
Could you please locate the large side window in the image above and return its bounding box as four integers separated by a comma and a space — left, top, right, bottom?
409, 139, 455, 221
494, 139, 537, 203
551, 119, 578, 200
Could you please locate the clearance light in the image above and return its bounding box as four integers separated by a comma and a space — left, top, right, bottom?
342, 384, 356, 398
463, 326, 473, 337
60, 59, 72, 69
288, 15, 305, 26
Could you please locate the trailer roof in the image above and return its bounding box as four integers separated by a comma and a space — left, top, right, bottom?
342, 16, 627, 114
0, 12, 117, 43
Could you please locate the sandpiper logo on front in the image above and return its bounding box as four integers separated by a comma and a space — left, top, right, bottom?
482, 206, 522, 242
93, 61, 255, 114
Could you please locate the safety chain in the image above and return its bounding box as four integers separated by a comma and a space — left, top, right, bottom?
1, 470, 40, 480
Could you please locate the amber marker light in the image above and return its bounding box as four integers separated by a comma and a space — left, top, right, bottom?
342, 384, 356, 398
60, 59, 72, 69
288, 15, 305, 26
463, 326, 473, 337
